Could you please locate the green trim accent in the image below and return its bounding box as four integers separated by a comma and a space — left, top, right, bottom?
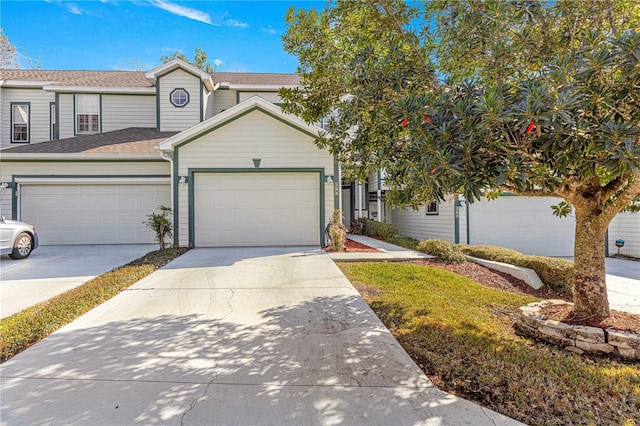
235, 91, 240, 105
199, 81, 204, 122
156, 80, 161, 131
186, 168, 326, 248
465, 201, 470, 245
333, 155, 340, 210
454, 196, 460, 244
11, 177, 17, 220
54, 93, 60, 140
172, 147, 180, 246
10, 102, 31, 144
1, 159, 166, 163
73, 94, 76, 136
175, 105, 318, 149
169, 87, 190, 108
605, 228, 609, 257
99, 94, 103, 132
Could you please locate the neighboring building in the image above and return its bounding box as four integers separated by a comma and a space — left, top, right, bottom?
1, 60, 637, 255
0, 60, 336, 247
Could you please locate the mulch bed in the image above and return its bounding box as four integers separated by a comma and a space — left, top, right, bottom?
323, 238, 381, 253
542, 304, 640, 333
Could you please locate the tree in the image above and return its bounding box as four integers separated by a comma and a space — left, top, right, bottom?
160, 47, 216, 73
281, 0, 640, 318
0, 28, 18, 69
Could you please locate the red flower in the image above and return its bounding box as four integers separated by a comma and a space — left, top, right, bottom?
424, 114, 431, 123
526, 120, 535, 135
401, 118, 408, 127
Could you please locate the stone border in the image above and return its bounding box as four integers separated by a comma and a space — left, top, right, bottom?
516, 300, 640, 360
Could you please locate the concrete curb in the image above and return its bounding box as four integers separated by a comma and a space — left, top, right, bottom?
468, 256, 544, 289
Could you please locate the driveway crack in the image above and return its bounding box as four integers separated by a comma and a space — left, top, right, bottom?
180, 289, 235, 425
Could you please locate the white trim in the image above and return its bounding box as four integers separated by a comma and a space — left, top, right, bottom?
0, 153, 162, 161
219, 83, 299, 90
157, 96, 324, 150
146, 59, 214, 90
42, 86, 156, 94
15, 177, 170, 185
1, 80, 57, 88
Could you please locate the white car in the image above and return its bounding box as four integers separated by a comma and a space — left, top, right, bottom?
0, 217, 39, 259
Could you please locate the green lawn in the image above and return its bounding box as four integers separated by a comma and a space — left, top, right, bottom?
339, 262, 640, 425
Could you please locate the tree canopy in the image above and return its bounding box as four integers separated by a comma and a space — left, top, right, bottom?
281, 0, 640, 317
0, 28, 18, 69
160, 47, 217, 73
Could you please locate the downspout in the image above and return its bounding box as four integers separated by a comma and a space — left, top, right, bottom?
454, 196, 460, 244
159, 150, 174, 212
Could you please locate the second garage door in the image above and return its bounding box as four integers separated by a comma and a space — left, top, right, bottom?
194, 172, 320, 247
20, 183, 170, 245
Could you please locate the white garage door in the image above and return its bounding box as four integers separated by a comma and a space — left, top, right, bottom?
195, 172, 320, 247
20, 184, 170, 245
469, 196, 576, 256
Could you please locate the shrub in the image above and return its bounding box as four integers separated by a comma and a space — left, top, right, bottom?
144, 205, 173, 250
386, 235, 420, 250
417, 239, 467, 263
349, 217, 368, 235
364, 219, 398, 240
459, 245, 574, 294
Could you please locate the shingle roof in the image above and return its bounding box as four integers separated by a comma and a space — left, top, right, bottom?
0, 70, 153, 87
0, 69, 301, 87
0, 128, 177, 155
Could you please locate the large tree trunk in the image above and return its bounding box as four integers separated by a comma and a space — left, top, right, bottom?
572, 209, 610, 317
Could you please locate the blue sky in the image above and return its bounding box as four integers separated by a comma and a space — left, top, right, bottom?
1, 0, 325, 73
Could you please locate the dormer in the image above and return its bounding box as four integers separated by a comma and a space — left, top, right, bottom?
146, 60, 215, 132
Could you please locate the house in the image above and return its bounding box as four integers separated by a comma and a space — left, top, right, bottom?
1, 60, 637, 255
0, 60, 336, 247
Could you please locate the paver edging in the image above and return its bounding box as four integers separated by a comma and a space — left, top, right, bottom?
468, 256, 544, 289
515, 300, 640, 360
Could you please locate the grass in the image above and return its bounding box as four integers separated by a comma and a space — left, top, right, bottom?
339, 262, 640, 425
0, 247, 189, 363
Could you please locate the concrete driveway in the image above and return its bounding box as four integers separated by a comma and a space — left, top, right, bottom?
0, 245, 154, 318
605, 257, 640, 314
0, 247, 519, 425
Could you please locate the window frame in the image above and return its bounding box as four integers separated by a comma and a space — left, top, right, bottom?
10, 102, 30, 144
50, 102, 57, 141
426, 201, 439, 215
75, 94, 101, 135
170, 88, 190, 108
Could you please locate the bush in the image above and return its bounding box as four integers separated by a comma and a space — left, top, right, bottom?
144, 205, 173, 250
349, 217, 368, 235
459, 245, 574, 293
364, 219, 398, 240
386, 235, 420, 250
417, 239, 467, 263
326, 209, 347, 252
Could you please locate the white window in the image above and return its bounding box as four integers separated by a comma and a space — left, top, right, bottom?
11, 104, 29, 143
50, 103, 57, 140
170, 88, 189, 107
76, 94, 100, 134
426, 201, 439, 215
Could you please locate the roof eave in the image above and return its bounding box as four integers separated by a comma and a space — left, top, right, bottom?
0, 153, 162, 161
42, 86, 156, 94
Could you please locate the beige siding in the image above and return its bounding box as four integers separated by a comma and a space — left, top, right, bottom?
237, 91, 282, 104
391, 196, 458, 243
176, 109, 334, 246
212, 89, 236, 115
0, 160, 169, 220
609, 212, 640, 258
158, 69, 201, 131
1, 88, 55, 147
102, 94, 156, 131
58, 94, 74, 140
203, 89, 214, 120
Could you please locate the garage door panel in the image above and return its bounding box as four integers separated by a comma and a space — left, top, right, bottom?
21, 184, 169, 245
195, 172, 320, 247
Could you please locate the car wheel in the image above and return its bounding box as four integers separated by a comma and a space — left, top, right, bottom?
9, 232, 33, 259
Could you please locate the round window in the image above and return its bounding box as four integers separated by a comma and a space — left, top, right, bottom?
170, 88, 189, 107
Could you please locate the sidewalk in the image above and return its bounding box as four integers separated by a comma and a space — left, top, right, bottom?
328, 234, 432, 262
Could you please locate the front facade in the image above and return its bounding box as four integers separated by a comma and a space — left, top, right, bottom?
0, 60, 336, 247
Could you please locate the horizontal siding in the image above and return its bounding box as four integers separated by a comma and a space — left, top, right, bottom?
0, 189, 11, 218
212, 89, 236, 115
178, 110, 333, 174
159, 69, 201, 132
609, 212, 640, 258
391, 197, 457, 243
58, 94, 74, 140
203, 90, 214, 120
102, 94, 156, 132
237, 91, 282, 104
1, 88, 55, 147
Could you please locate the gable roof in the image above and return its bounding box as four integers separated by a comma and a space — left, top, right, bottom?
0, 128, 177, 159
157, 96, 322, 150
145, 59, 215, 91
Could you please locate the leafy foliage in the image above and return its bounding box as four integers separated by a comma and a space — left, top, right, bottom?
416, 239, 467, 264
364, 219, 398, 241
144, 205, 173, 250
0, 28, 18, 69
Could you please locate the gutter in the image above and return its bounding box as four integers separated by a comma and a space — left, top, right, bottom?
0, 153, 162, 161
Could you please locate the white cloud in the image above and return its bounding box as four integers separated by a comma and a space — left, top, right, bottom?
225, 19, 248, 29
262, 25, 278, 35
148, 0, 212, 25
213, 58, 223, 67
